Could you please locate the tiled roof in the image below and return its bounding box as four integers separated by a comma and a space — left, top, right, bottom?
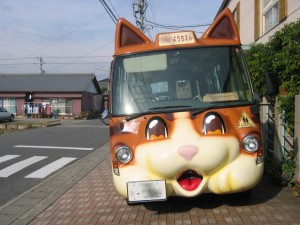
0, 73, 100, 92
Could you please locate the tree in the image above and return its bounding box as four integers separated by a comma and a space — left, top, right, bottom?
246, 19, 300, 133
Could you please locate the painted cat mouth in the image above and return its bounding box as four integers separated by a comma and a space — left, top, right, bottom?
177, 170, 203, 191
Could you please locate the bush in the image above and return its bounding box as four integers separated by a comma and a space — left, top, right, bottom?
79, 111, 97, 120
246, 19, 300, 133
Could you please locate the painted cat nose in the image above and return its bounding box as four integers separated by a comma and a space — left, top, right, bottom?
177, 145, 198, 161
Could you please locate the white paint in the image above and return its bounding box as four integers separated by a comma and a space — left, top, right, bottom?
25, 157, 76, 179
0, 156, 47, 178
0, 155, 20, 163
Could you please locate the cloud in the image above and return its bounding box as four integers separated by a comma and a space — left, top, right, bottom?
0, 0, 222, 79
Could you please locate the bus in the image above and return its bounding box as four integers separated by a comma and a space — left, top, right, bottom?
109, 8, 271, 204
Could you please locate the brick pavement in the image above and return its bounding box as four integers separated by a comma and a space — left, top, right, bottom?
29, 146, 300, 225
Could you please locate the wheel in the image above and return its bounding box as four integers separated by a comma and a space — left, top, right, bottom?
9, 115, 15, 122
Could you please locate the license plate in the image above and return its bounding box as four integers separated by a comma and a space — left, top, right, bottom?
127, 180, 167, 203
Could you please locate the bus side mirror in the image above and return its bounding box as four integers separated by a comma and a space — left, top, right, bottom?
266, 72, 279, 95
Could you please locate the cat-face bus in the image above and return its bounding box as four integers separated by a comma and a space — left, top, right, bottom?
109, 8, 265, 203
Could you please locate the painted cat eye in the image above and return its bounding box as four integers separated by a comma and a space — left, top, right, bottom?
146, 118, 168, 140
203, 113, 225, 135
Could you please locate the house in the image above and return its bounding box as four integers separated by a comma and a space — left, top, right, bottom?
98, 78, 109, 93
97, 78, 109, 117
217, 0, 300, 48
0, 73, 102, 118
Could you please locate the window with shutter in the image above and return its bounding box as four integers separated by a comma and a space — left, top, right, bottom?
279, 0, 287, 21
263, 0, 286, 33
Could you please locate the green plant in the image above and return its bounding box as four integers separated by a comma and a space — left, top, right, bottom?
246, 19, 300, 134
80, 111, 96, 120
280, 159, 296, 187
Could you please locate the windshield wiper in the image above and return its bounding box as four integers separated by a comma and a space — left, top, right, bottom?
192, 103, 224, 117
125, 111, 152, 122
148, 105, 191, 111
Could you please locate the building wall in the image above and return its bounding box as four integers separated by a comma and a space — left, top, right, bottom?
16, 98, 25, 116
258, 0, 300, 43
223, 0, 300, 46
224, 0, 255, 46
81, 92, 99, 113
72, 99, 82, 116
0, 91, 97, 117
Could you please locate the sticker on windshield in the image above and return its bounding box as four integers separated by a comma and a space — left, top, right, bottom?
237, 111, 256, 128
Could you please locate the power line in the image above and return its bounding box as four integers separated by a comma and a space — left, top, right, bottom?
0, 62, 111, 66
47, 40, 113, 72
147, 0, 159, 35
145, 19, 211, 29
106, 0, 120, 18
0, 12, 107, 73
0, 55, 111, 61
98, 0, 118, 24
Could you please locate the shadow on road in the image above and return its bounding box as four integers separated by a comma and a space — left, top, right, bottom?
143, 174, 283, 213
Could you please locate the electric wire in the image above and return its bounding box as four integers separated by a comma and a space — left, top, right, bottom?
98, 0, 118, 24
107, 0, 120, 18
145, 19, 210, 29
46, 40, 113, 72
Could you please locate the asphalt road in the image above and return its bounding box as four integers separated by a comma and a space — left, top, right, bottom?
0, 119, 109, 206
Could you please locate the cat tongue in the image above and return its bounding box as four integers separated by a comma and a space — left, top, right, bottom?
178, 177, 201, 191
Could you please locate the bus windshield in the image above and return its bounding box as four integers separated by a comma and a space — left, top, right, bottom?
111, 47, 253, 116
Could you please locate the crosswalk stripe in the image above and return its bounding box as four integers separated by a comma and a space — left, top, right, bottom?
25, 157, 77, 179
0, 156, 48, 178
0, 155, 20, 163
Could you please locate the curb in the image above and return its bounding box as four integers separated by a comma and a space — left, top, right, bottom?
45, 120, 61, 127
0, 120, 61, 131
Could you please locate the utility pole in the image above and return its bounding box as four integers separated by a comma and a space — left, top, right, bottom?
133, 0, 148, 33
37, 56, 45, 74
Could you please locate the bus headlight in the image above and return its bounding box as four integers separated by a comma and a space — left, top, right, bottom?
243, 135, 259, 153
115, 146, 133, 164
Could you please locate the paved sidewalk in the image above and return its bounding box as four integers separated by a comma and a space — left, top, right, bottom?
2, 142, 300, 225
29, 148, 299, 225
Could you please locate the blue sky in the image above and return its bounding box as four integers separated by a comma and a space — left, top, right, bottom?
0, 0, 222, 80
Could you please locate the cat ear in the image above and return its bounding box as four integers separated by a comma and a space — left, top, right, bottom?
200, 8, 240, 45
115, 18, 151, 55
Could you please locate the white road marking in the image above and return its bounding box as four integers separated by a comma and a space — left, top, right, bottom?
0, 155, 20, 163
14, 145, 94, 151
25, 157, 77, 179
0, 156, 47, 178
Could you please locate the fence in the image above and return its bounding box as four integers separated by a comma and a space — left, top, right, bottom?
260, 95, 300, 181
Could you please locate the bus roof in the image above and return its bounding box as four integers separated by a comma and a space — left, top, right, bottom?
114, 8, 240, 56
